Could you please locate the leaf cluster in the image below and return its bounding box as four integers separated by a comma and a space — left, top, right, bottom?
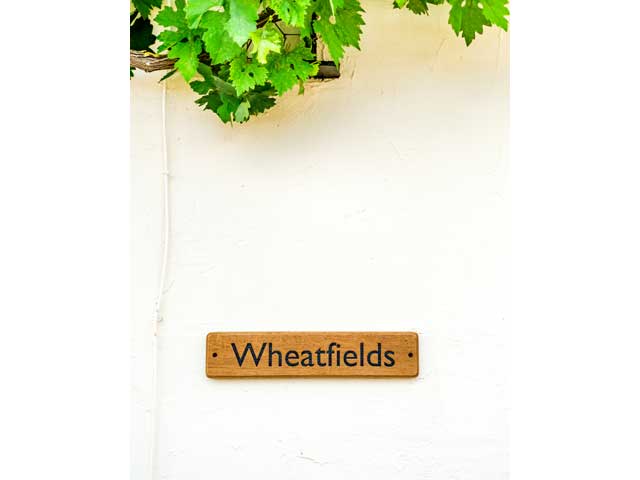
131, 0, 508, 123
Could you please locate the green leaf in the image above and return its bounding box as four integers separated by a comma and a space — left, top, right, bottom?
269, 0, 311, 27
213, 75, 239, 97
132, 0, 162, 19
155, 2, 192, 53
195, 90, 241, 123
234, 101, 251, 122
225, 0, 259, 46
393, 0, 443, 13
185, 0, 224, 27
267, 44, 318, 95
217, 95, 243, 122
298, 1, 315, 38
202, 64, 238, 97
249, 24, 283, 64
406, 0, 428, 15
157, 30, 184, 51
154, 3, 188, 30
330, 0, 346, 11
448, 0, 490, 45
168, 39, 203, 81
196, 91, 223, 114
200, 11, 243, 63
246, 86, 277, 114
130, 14, 156, 51
192, 63, 245, 123
159, 69, 178, 82
191, 65, 235, 94
480, 0, 509, 31
312, 0, 365, 65
190, 77, 212, 95
190, 63, 219, 92
140, 0, 505, 124
229, 56, 269, 94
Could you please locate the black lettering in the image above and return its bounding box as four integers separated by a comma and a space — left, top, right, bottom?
367, 343, 382, 367
285, 350, 299, 367
300, 350, 314, 367
359, 342, 365, 366
327, 342, 338, 367
383, 350, 395, 367
344, 350, 357, 367
231, 342, 266, 367
268, 343, 282, 367
315, 348, 327, 367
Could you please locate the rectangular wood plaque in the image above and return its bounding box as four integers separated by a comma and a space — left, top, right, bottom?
206, 332, 419, 378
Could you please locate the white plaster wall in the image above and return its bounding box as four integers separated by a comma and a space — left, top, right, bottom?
131, 1, 508, 478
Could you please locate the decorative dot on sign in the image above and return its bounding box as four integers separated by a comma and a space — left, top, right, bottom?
212, 352, 218, 358
408, 352, 413, 358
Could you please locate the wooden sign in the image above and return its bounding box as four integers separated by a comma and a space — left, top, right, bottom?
206, 332, 419, 378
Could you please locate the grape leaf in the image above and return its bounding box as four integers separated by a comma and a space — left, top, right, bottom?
195, 90, 223, 113
269, 0, 311, 27
246, 86, 277, 114
312, 0, 365, 65
197, 90, 242, 123
213, 74, 238, 97
330, 0, 346, 11
168, 39, 203, 81
218, 95, 243, 122
157, 30, 184, 51
225, 0, 259, 46
408, 0, 444, 14
135, 0, 508, 124
154, 1, 188, 30
267, 45, 318, 95
249, 24, 283, 64
132, 0, 162, 19
407, 0, 428, 14
229, 57, 269, 94
333, 0, 365, 48
130, 14, 156, 51
200, 11, 243, 63
159, 69, 178, 82
189, 65, 215, 95
480, 0, 509, 31
191, 63, 236, 95
192, 63, 247, 123
185, 0, 224, 28
448, 0, 490, 45
155, 1, 192, 54
393, 0, 444, 14
234, 102, 251, 122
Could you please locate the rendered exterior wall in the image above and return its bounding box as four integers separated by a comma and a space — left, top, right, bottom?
131, 2, 508, 478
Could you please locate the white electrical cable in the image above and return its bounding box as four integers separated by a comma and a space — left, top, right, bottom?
149, 2, 172, 477
148, 61, 170, 480
155, 83, 171, 325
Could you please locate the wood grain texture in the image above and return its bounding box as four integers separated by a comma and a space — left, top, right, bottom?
206, 332, 419, 378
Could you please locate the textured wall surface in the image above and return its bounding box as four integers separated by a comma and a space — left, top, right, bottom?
131, 1, 508, 478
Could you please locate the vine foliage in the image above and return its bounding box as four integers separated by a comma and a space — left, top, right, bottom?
130, 0, 509, 124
